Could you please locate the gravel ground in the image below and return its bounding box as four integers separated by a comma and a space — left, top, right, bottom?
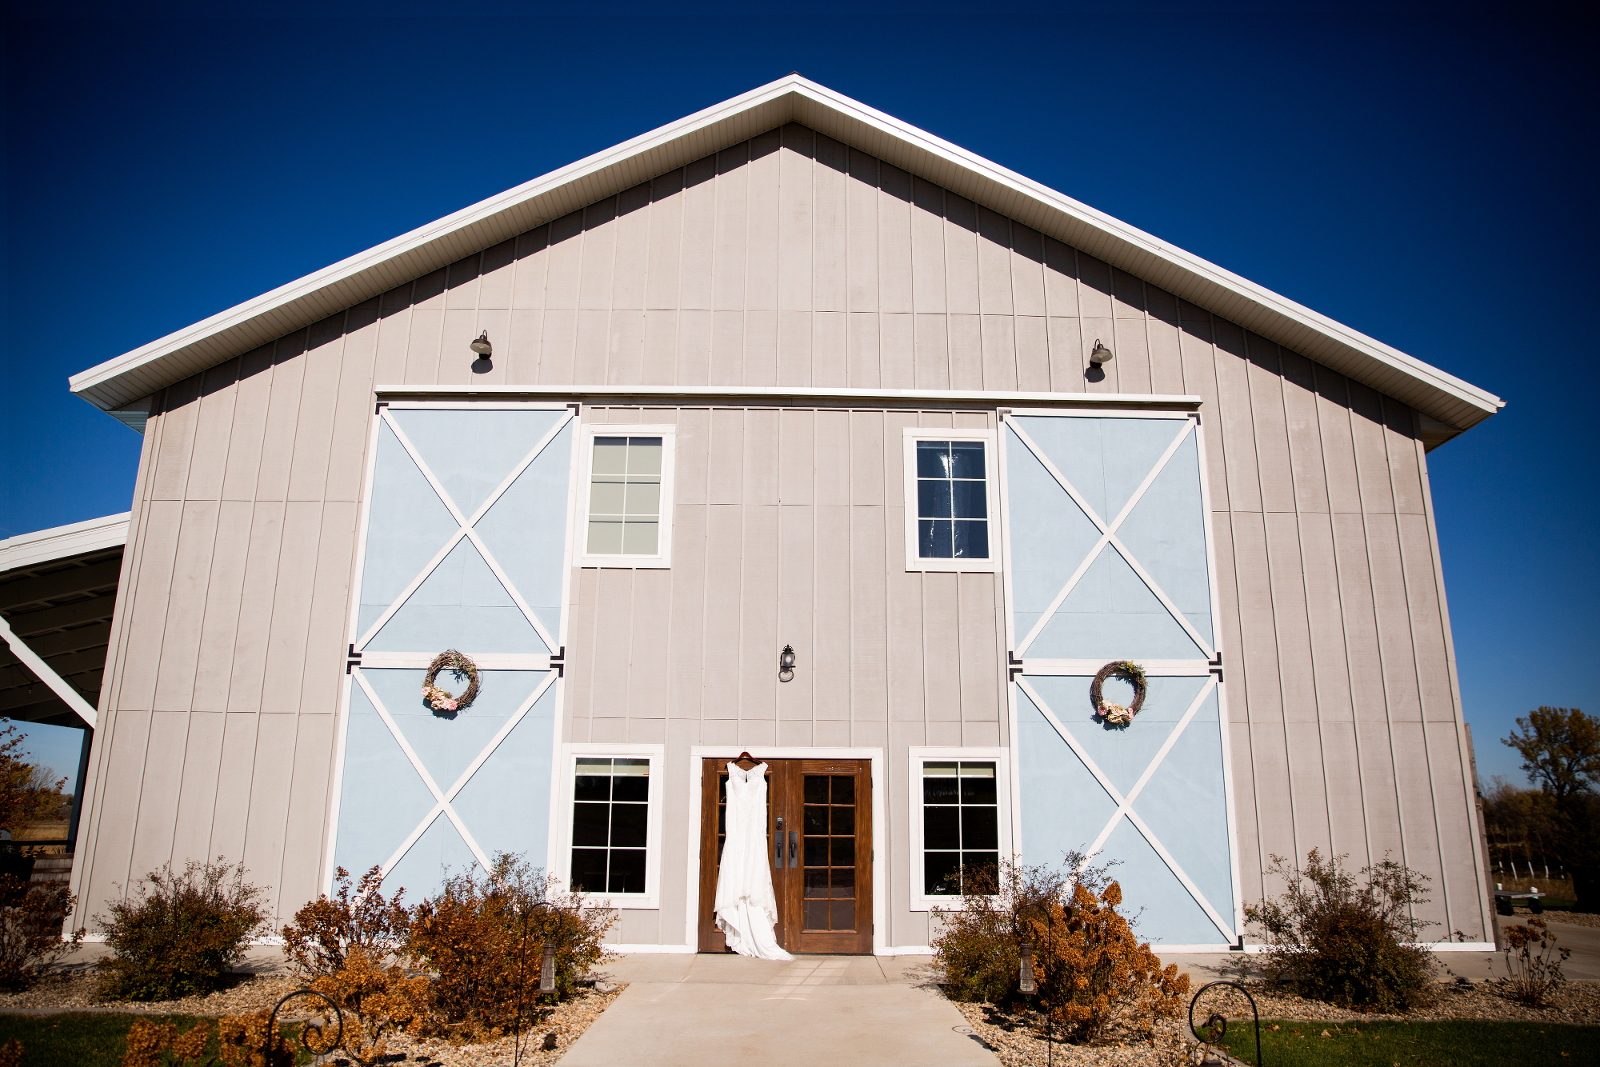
1512, 908, 1600, 929
0, 970, 625, 1065
947, 980, 1600, 1067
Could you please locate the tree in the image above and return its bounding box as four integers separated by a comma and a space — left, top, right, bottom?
1503, 707, 1600, 807
0, 721, 66, 838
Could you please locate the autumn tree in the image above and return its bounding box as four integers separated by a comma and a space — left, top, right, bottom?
1503, 707, 1600, 863
0, 721, 66, 838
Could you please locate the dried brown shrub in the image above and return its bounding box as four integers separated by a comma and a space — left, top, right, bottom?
1499, 917, 1571, 1007
932, 855, 1189, 1044
1245, 849, 1436, 1013
308, 948, 432, 1064
0, 873, 83, 990
216, 1013, 295, 1067
405, 853, 615, 1043
281, 864, 411, 976
120, 1019, 213, 1067
0, 1039, 21, 1067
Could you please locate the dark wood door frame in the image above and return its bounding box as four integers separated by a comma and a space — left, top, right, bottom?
696, 756, 874, 955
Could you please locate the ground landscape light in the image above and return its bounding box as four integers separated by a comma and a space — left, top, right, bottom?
471, 331, 493, 357
1090, 339, 1114, 365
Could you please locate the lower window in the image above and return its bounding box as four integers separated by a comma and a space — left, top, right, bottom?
921, 760, 1000, 896
570, 757, 650, 894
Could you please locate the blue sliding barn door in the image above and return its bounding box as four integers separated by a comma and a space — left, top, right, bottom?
331, 402, 575, 898
1003, 411, 1239, 948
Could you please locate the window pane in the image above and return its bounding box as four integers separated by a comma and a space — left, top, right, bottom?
830, 901, 855, 929
570, 849, 608, 892
610, 803, 648, 848
917, 479, 951, 519
963, 853, 999, 891
588, 479, 627, 517
919, 519, 953, 558
587, 520, 623, 554
830, 867, 855, 897
830, 838, 854, 866
949, 442, 985, 479
804, 776, 828, 804
924, 806, 960, 850
923, 776, 959, 805
832, 776, 854, 805
626, 438, 663, 475
804, 806, 827, 834
831, 804, 854, 836
925, 852, 961, 895
621, 521, 659, 555
804, 837, 827, 866
804, 868, 829, 897
924, 762, 959, 776
572, 802, 609, 847
623, 481, 661, 518
916, 441, 950, 478
960, 773, 997, 805
953, 520, 988, 559
609, 849, 646, 893
592, 438, 628, 474
612, 777, 648, 804
573, 774, 610, 803
804, 899, 828, 929
950, 480, 987, 519
962, 806, 999, 849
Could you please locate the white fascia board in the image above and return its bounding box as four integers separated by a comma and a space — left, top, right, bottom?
374, 384, 1202, 407
0, 512, 130, 575
70, 75, 1502, 432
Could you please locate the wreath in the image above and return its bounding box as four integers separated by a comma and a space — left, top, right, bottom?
1091, 660, 1147, 727
422, 650, 479, 712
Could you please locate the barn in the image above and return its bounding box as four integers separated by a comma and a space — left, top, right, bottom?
50, 75, 1502, 954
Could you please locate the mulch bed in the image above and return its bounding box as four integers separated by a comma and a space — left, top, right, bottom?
1511, 908, 1600, 929
0, 970, 625, 1065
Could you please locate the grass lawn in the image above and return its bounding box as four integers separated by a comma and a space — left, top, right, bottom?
1213, 1018, 1600, 1066
0, 1013, 311, 1066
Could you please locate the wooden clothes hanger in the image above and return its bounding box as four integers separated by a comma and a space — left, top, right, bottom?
733, 751, 762, 769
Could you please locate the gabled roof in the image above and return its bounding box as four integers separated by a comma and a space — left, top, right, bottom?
69, 75, 1502, 433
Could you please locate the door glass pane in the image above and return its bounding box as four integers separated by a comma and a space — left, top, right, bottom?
830, 901, 855, 930
804, 776, 828, 804
831, 775, 855, 805
830, 837, 854, 866
804, 805, 827, 834
804, 868, 830, 897
831, 804, 854, 836
830, 867, 855, 897
804, 836, 827, 866
805, 899, 828, 930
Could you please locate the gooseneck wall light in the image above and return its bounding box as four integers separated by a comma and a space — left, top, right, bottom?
1089, 339, 1114, 365
471, 331, 493, 357
778, 645, 796, 682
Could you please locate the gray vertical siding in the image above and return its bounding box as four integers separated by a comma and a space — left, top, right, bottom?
74, 122, 1490, 945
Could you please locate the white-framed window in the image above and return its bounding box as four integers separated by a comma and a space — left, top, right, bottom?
555, 744, 664, 909
908, 747, 1013, 911
577, 425, 676, 568
902, 429, 1000, 572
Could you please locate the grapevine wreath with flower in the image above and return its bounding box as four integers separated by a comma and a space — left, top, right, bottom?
1091, 660, 1148, 727
421, 649, 479, 713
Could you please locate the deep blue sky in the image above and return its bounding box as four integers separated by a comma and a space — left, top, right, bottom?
3, 10, 1595, 788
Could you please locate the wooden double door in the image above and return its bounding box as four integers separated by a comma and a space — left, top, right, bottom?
697, 758, 873, 955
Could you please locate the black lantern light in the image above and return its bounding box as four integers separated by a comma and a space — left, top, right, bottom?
778, 645, 796, 682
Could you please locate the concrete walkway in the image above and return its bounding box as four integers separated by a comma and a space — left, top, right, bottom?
561, 954, 997, 1067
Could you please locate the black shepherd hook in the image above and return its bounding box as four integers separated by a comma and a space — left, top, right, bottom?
1187, 979, 1262, 1067
266, 987, 346, 1060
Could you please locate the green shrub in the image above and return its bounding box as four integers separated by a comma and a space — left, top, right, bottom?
96, 858, 270, 1001
1245, 849, 1437, 1012
405, 853, 614, 1042
281, 864, 412, 977
931, 855, 1189, 1043
0, 873, 83, 990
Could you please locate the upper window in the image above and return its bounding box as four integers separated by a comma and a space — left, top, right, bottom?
579, 426, 675, 567
902, 430, 1000, 572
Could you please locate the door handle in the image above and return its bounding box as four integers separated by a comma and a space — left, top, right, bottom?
788, 830, 798, 868
775, 816, 785, 867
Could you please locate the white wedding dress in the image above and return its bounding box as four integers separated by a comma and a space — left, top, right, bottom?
713, 762, 793, 960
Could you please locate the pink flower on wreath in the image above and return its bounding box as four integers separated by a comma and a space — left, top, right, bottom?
442, 699, 458, 711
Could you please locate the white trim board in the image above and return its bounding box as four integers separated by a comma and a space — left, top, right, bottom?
0, 616, 99, 728
69, 75, 1500, 433
0, 512, 129, 574
376, 385, 1203, 407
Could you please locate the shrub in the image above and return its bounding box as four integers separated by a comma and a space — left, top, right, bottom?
405, 853, 614, 1042
96, 858, 271, 1001
0, 873, 83, 990
1499, 917, 1570, 1007
931, 855, 1189, 1044
281, 864, 411, 977
308, 948, 432, 1064
1245, 849, 1437, 1012
121, 1018, 214, 1067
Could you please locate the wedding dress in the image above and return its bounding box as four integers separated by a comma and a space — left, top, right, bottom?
713, 762, 793, 960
